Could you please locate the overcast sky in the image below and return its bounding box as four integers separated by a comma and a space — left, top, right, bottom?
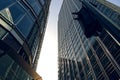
107, 0, 120, 7
36, 0, 63, 80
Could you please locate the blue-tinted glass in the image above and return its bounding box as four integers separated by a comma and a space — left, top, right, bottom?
93, 64, 102, 77
0, 55, 33, 79
80, 71, 85, 80
90, 56, 97, 67
40, 0, 45, 5
0, 26, 7, 39
0, 49, 4, 56
9, 3, 26, 23
27, 24, 38, 48
0, 55, 13, 77
16, 14, 34, 37
27, 0, 41, 15
3, 34, 21, 52
0, 0, 15, 11
100, 56, 110, 68
109, 70, 120, 80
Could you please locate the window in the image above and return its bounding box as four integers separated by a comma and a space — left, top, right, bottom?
109, 42, 120, 66
92, 40, 99, 50
0, 49, 4, 56
77, 62, 82, 72
0, 55, 13, 77
93, 64, 102, 77
27, 0, 42, 15
100, 55, 110, 69
108, 70, 120, 80
40, 0, 45, 5
0, 26, 7, 39
27, 24, 38, 48
3, 34, 21, 52
9, 3, 26, 23
96, 47, 104, 59
103, 34, 114, 49
80, 71, 85, 80
87, 49, 93, 58
84, 64, 90, 74
82, 58, 87, 66
0, 0, 15, 11
97, 74, 105, 80
16, 14, 34, 38
90, 56, 97, 67
88, 75, 94, 80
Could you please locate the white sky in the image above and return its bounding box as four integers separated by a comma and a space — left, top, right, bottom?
36, 0, 120, 80
36, 0, 63, 80
107, 0, 120, 7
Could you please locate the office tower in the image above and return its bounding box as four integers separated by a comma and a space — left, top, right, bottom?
58, 0, 120, 80
0, 0, 51, 80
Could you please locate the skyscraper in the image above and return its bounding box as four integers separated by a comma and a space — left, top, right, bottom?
0, 0, 51, 80
58, 0, 120, 80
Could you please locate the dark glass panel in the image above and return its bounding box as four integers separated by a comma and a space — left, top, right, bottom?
27, 24, 38, 48
87, 49, 93, 58
0, 55, 13, 77
77, 62, 82, 72
27, 0, 42, 15
92, 40, 99, 50
0, 49, 4, 56
9, 3, 26, 23
97, 74, 105, 80
16, 14, 34, 37
100, 55, 110, 68
80, 71, 85, 80
96, 47, 104, 59
40, 0, 45, 5
0, 26, 7, 39
3, 34, 21, 52
0, 0, 15, 11
93, 64, 102, 78
88, 75, 94, 80
82, 58, 87, 66
90, 56, 97, 67
84, 64, 90, 74
109, 70, 120, 80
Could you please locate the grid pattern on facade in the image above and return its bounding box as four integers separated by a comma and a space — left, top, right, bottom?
58, 0, 120, 80
0, 0, 51, 79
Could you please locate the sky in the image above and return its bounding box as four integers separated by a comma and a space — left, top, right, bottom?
36, 0, 63, 80
36, 0, 120, 80
107, 0, 120, 7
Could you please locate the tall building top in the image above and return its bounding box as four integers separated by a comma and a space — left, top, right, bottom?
58, 0, 120, 80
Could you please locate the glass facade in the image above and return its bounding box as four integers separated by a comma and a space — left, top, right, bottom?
0, 0, 51, 80
58, 0, 120, 80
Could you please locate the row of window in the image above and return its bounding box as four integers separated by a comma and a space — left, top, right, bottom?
0, 55, 33, 80
0, 26, 30, 63
89, 0, 120, 27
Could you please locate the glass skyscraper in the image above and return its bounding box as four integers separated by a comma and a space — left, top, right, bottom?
58, 0, 120, 80
0, 0, 51, 80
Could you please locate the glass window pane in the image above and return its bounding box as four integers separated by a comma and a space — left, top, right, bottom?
9, 3, 26, 23
3, 34, 21, 52
16, 14, 34, 37
40, 0, 45, 5
27, 0, 41, 15
0, 1, 15, 11
0, 26, 7, 39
